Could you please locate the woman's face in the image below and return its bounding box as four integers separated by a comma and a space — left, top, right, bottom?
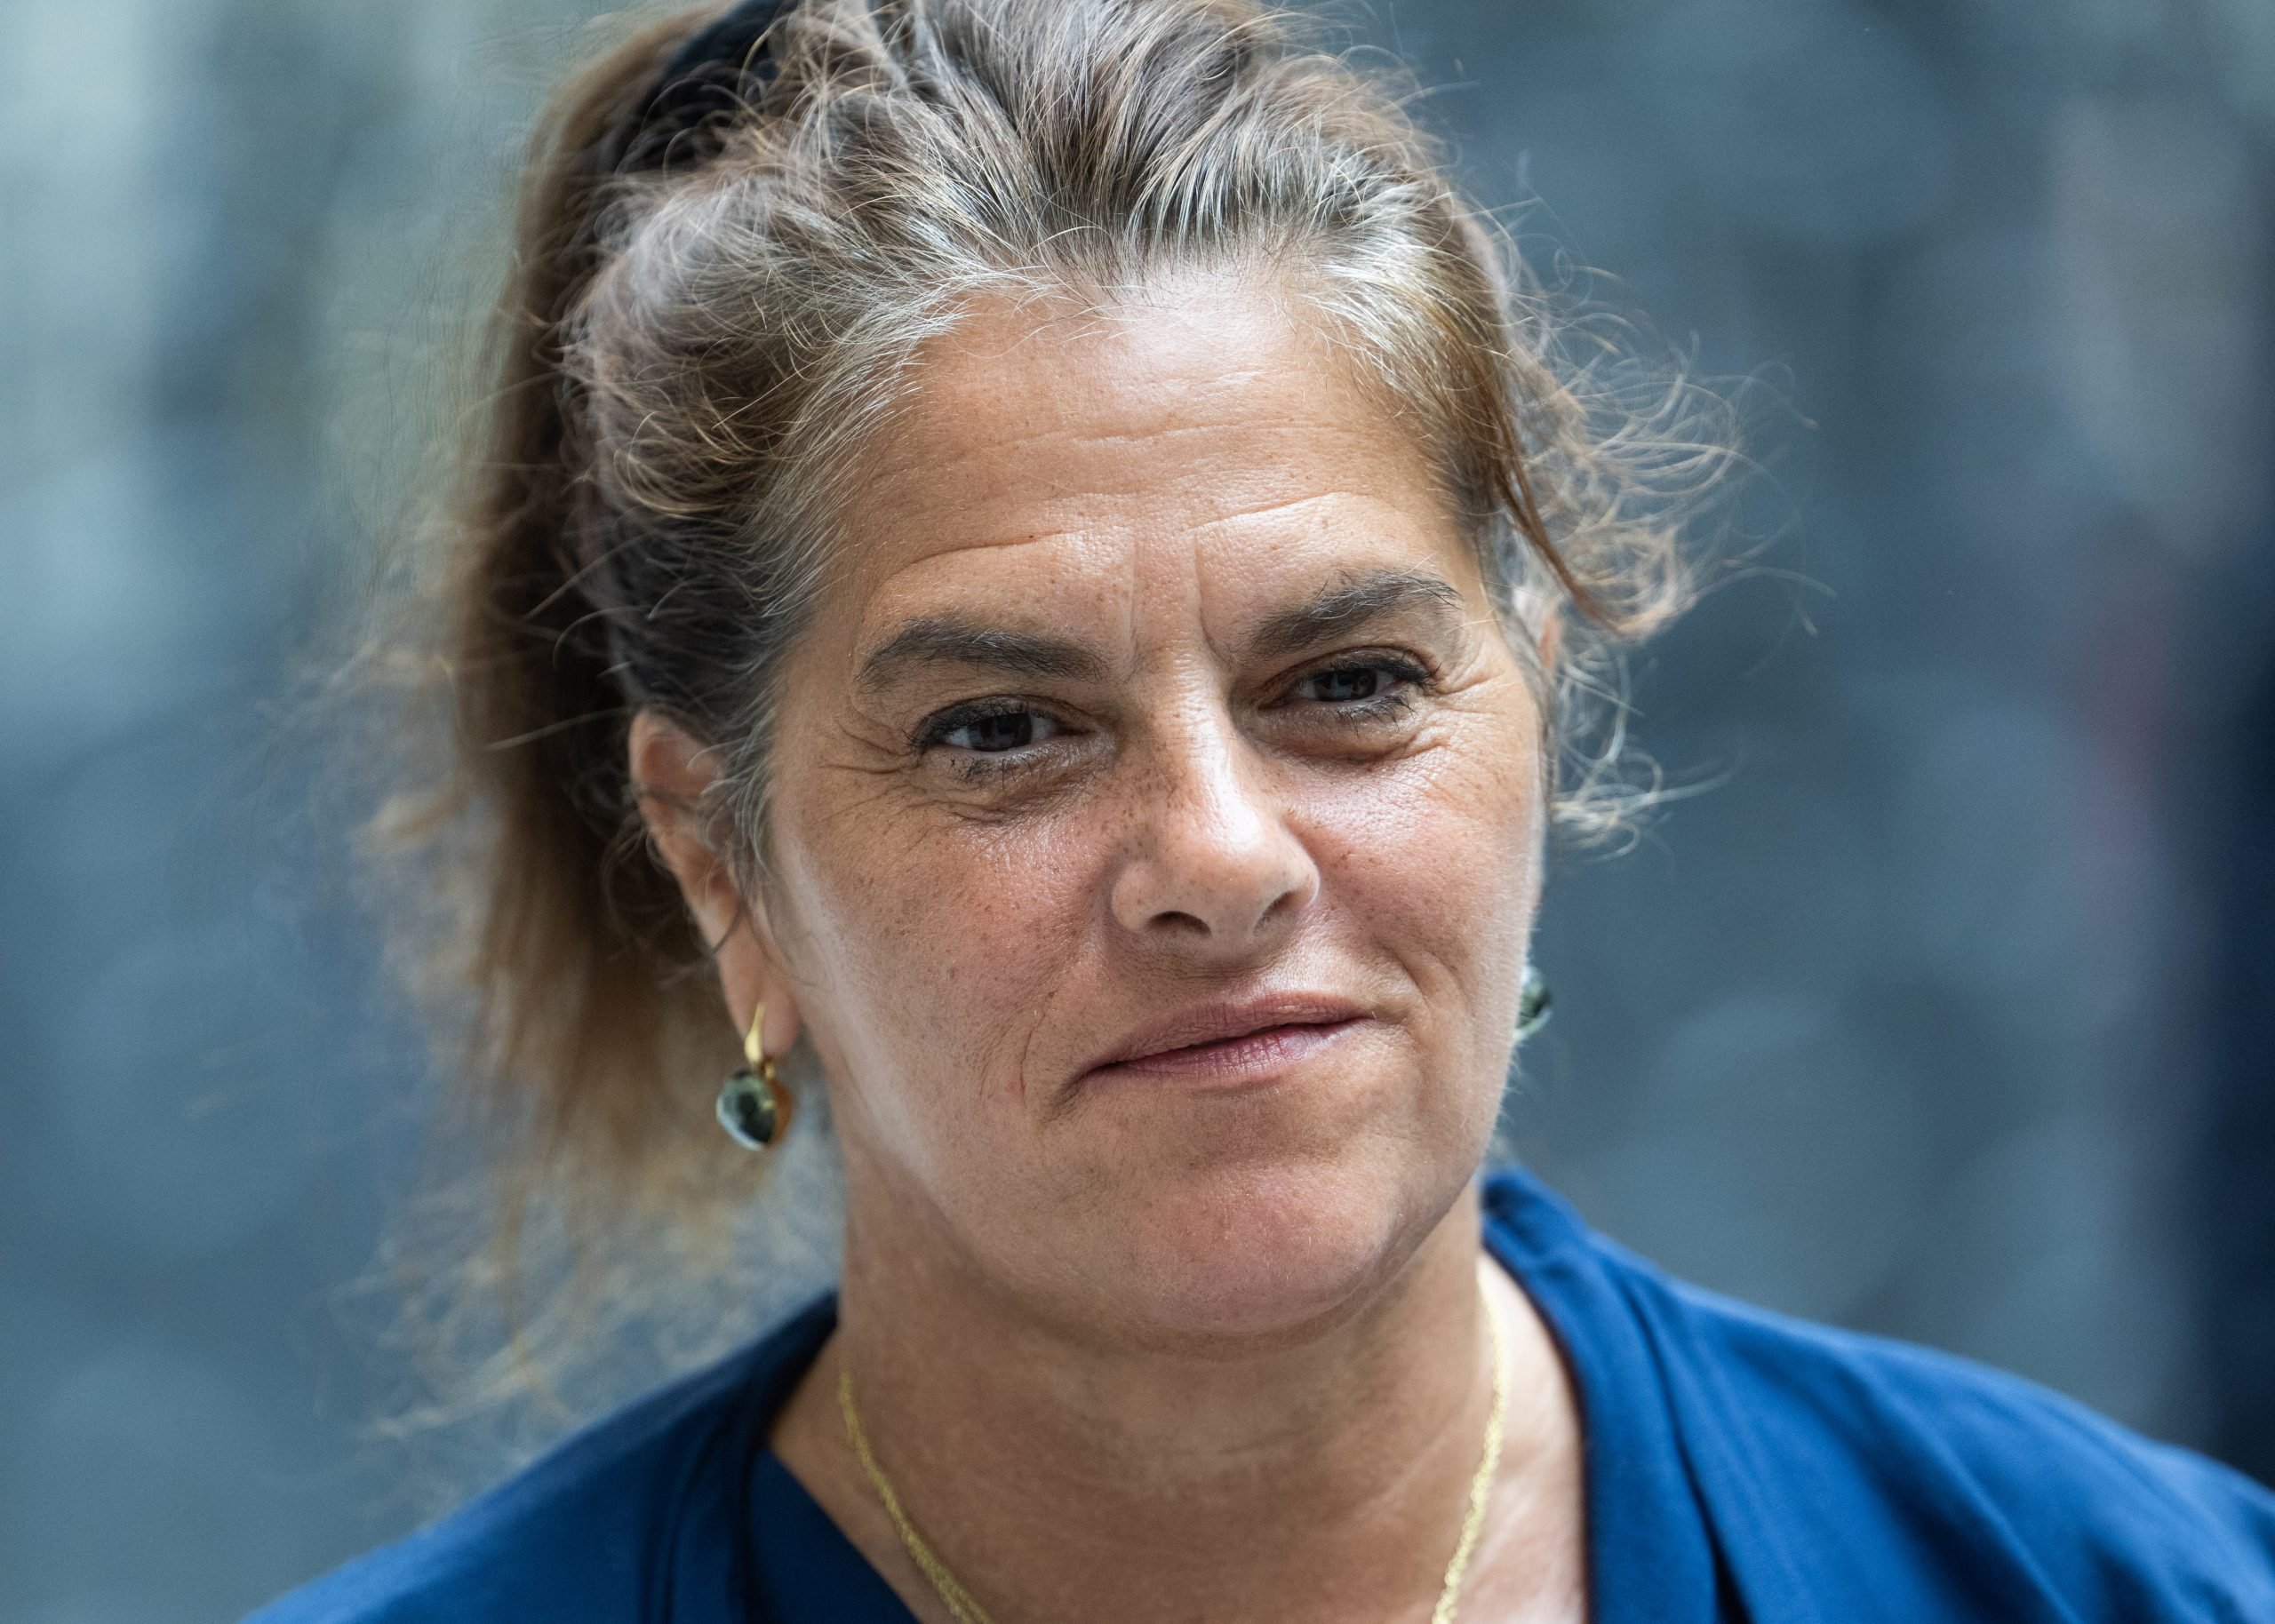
763, 278, 1548, 1346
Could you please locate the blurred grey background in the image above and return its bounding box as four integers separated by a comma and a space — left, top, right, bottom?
4, 0, 2271, 1618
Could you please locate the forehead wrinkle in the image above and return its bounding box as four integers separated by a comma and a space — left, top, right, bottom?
1184, 487, 1377, 537
866, 343, 1393, 498
860, 418, 1382, 520
832, 518, 1097, 606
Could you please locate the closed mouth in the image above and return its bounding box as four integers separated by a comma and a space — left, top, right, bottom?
1081, 996, 1369, 1087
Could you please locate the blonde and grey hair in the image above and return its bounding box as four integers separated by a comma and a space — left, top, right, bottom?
386, 0, 1721, 1416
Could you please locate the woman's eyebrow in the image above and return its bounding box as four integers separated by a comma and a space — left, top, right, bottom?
856, 615, 1108, 693
1245, 569, 1466, 664
857, 572, 1465, 691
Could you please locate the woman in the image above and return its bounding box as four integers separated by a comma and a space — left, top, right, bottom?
260, 1, 2275, 1620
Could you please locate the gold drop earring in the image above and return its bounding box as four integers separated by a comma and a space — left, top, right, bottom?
717, 1000, 793, 1150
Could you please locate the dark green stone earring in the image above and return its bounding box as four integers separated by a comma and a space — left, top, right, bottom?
1517, 963, 1552, 1039
717, 1000, 793, 1150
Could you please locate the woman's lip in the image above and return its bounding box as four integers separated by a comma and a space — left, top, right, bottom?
1079, 996, 1369, 1080
1086, 1017, 1367, 1086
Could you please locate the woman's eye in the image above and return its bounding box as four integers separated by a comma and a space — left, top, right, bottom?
931, 706, 1063, 753
1303, 665, 1386, 704
1290, 659, 1424, 706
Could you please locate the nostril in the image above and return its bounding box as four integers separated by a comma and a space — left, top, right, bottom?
1261, 885, 1306, 920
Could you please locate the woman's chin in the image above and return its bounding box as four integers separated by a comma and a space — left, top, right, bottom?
1064, 1155, 1457, 1349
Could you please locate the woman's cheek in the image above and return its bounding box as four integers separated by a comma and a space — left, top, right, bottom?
935, 825, 1102, 1094
1314, 736, 1539, 927
818, 803, 1101, 1116
1305, 740, 1541, 1080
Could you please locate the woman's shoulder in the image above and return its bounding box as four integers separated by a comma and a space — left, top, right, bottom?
244, 1295, 837, 1624
1481, 1166, 2275, 1620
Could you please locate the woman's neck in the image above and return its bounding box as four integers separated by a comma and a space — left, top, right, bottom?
769, 1174, 1586, 1624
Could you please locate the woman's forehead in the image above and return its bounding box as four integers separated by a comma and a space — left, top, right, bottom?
856, 280, 1414, 506
822, 282, 1479, 657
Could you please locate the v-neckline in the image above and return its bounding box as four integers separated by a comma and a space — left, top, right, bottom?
740, 1169, 1728, 1624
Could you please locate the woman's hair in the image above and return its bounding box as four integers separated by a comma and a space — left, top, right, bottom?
375, 0, 1727, 1420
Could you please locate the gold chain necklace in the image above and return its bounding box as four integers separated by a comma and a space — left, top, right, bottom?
837, 1286, 1511, 1624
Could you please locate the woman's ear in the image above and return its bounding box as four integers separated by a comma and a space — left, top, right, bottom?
1534, 605, 1564, 671
627, 711, 802, 1056
1510, 587, 1564, 674
1529, 605, 1565, 673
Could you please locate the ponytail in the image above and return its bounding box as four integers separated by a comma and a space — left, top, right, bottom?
429, 10, 743, 1220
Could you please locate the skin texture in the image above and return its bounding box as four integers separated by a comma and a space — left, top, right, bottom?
633, 274, 1584, 1623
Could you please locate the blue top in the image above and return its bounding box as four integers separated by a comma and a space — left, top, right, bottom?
251, 1168, 2275, 1622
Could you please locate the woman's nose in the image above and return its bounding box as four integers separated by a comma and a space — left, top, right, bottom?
1107, 714, 1320, 955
